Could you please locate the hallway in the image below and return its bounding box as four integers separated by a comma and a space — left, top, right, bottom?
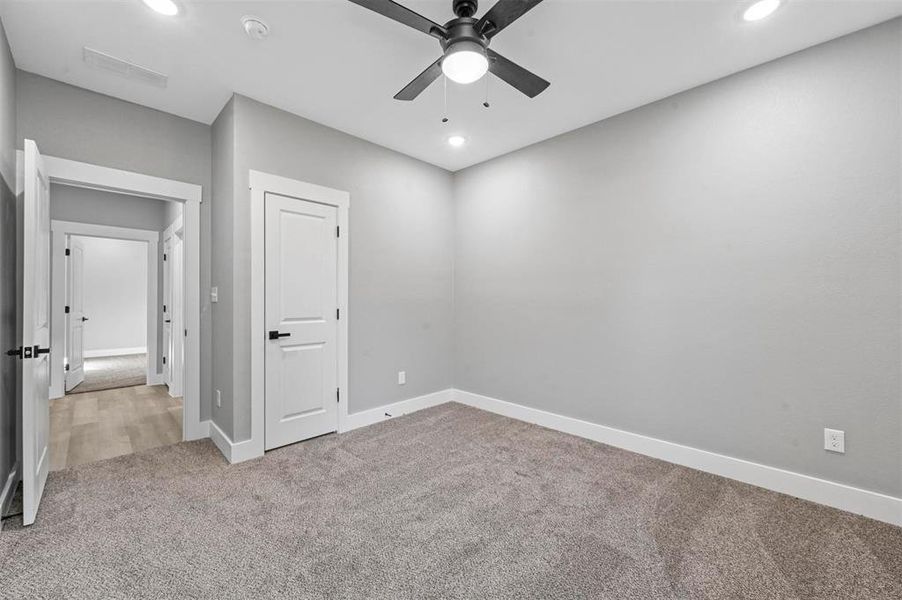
49, 384, 182, 470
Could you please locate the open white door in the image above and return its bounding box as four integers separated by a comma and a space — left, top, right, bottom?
19, 140, 52, 525
65, 237, 85, 391
162, 236, 171, 386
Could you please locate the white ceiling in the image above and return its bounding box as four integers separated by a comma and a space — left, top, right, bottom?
2, 1, 901, 171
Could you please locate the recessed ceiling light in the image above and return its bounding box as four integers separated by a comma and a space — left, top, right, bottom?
743, 0, 781, 22
142, 0, 179, 16
448, 135, 467, 147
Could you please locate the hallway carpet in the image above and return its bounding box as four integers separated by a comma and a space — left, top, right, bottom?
69, 353, 147, 394
1, 403, 900, 599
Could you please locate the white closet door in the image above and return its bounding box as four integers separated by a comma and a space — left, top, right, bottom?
264, 193, 339, 450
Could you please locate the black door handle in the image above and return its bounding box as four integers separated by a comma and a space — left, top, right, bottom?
268, 330, 291, 340
34, 345, 50, 356
164, 320, 172, 323
81, 317, 89, 322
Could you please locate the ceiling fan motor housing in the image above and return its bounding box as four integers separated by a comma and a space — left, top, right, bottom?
440, 17, 489, 52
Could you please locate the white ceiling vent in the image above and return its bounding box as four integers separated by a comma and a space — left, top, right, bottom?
82, 47, 168, 88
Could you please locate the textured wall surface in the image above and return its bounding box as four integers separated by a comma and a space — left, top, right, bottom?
453, 20, 902, 496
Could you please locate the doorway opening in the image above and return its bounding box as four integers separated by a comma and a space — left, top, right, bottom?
49, 193, 185, 470
65, 235, 149, 394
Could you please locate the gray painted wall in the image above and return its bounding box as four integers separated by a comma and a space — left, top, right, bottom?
212, 94, 455, 441
50, 184, 173, 377
453, 19, 902, 496
210, 98, 235, 436
17, 72, 213, 421
0, 18, 16, 495
50, 184, 170, 231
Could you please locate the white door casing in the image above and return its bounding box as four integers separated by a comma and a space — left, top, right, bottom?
65, 237, 85, 391
170, 229, 184, 398
19, 140, 52, 526
264, 193, 340, 450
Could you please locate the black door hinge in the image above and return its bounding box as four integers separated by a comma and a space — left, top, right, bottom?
65, 363, 70, 372
336, 225, 340, 238
163, 253, 167, 261
6, 346, 22, 358
163, 304, 167, 313
162, 356, 167, 365
65, 248, 70, 256
64, 305, 70, 314
336, 388, 340, 403
336, 308, 340, 320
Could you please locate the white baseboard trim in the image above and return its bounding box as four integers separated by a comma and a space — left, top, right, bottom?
84, 346, 147, 358
341, 388, 454, 433
185, 419, 210, 442
146, 373, 165, 386
210, 420, 261, 464
0, 462, 19, 531
452, 389, 902, 527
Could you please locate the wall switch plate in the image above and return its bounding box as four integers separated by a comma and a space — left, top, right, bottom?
824, 428, 845, 453
398, 371, 406, 385
216, 389, 222, 408
210, 287, 218, 303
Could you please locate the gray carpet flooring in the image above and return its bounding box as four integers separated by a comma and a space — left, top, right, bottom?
69, 353, 147, 394
1, 402, 900, 599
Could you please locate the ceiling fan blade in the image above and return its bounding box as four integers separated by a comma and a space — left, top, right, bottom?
477, 0, 545, 38
394, 57, 443, 101
487, 49, 549, 98
347, 0, 447, 40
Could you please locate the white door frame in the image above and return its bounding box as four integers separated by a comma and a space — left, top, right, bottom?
20, 151, 206, 441
248, 170, 349, 461
50, 220, 160, 396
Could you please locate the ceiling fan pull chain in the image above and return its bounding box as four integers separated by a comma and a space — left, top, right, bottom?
442, 75, 449, 123
483, 75, 490, 108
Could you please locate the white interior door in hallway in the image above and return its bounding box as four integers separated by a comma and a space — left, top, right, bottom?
264, 193, 340, 450
18, 139, 52, 525
162, 236, 171, 386
64, 237, 85, 391
163, 217, 184, 399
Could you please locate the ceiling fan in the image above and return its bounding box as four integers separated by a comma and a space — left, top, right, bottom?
348, 0, 550, 101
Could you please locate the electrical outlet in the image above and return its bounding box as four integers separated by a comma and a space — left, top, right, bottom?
824, 428, 845, 453
210, 287, 219, 303
216, 389, 222, 408
398, 371, 406, 385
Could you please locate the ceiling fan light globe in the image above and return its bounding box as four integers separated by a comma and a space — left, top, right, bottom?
441, 41, 488, 84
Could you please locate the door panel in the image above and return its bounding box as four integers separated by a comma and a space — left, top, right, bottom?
162, 237, 171, 386
65, 238, 85, 391
265, 193, 338, 450
20, 139, 51, 525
